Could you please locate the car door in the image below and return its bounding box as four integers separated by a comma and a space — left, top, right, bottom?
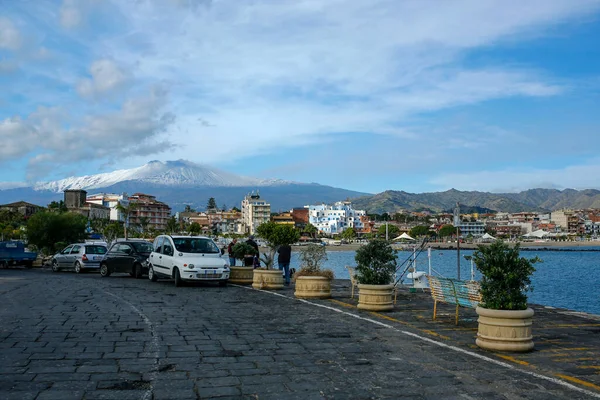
149, 237, 166, 276
160, 237, 175, 276
57, 245, 73, 268
104, 244, 120, 272
69, 245, 81, 268
116, 243, 135, 273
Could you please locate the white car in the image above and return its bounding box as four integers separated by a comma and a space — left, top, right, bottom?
148, 235, 230, 287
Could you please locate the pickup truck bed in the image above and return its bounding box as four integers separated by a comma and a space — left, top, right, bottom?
0, 241, 37, 268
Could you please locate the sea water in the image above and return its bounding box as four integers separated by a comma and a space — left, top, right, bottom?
286, 248, 600, 316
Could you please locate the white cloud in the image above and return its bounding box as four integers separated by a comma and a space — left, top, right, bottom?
77, 59, 131, 99
0, 17, 22, 50
59, 0, 83, 29
0, 117, 39, 159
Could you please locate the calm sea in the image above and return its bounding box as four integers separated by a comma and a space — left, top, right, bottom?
285, 248, 600, 316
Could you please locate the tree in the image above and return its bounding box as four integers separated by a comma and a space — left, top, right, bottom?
256, 222, 300, 269
47, 200, 67, 213
165, 216, 178, 234
409, 225, 430, 238
102, 222, 123, 246
341, 227, 357, 241
304, 223, 318, 238
207, 197, 217, 210
184, 205, 196, 213
232, 206, 241, 212
115, 202, 138, 239
438, 224, 459, 238
377, 224, 400, 239
221, 204, 227, 212
138, 216, 150, 238
27, 211, 87, 255
189, 222, 202, 235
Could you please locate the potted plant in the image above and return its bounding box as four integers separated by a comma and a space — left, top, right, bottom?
228, 242, 257, 285
354, 239, 398, 311
294, 244, 334, 299
253, 222, 300, 290
472, 240, 540, 352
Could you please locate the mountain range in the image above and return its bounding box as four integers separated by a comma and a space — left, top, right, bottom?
1, 160, 600, 213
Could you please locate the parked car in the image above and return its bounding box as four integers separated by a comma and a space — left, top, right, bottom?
148, 235, 230, 287
100, 239, 153, 278
0, 241, 37, 268
51, 243, 107, 273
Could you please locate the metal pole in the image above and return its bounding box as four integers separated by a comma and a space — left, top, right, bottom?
428, 247, 431, 275
456, 226, 460, 280
386, 222, 388, 241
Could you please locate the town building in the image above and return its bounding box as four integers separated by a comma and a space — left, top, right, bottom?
64, 190, 110, 220
551, 209, 584, 234
241, 192, 271, 235
307, 201, 366, 235
128, 193, 171, 231
86, 193, 130, 222
0, 201, 43, 218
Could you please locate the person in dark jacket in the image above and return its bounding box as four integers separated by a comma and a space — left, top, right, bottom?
245, 236, 259, 267
277, 243, 292, 286
227, 239, 237, 266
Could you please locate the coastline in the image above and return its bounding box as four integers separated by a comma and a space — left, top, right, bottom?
272, 240, 600, 252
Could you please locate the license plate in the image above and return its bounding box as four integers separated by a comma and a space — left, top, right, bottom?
198, 273, 219, 278
204, 270, 216, 275
93, 256, 101, 261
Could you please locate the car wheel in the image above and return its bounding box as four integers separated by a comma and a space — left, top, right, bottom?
133, 263, 143, 279
218, 280, 228, 287
148, 265, 158, 282
100, 263, 110, 277
74, 262, 82, 274
51, 259, 59, 272
173, 268, 182, 287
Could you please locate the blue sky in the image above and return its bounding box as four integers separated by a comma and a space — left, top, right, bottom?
1, 0, 600, 194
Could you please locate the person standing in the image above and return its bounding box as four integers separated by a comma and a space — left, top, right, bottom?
277, 243, 292, 286
227, 239, 237, 266
245, 235, 259, 267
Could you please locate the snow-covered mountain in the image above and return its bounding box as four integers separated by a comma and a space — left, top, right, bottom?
33, 160, 289, 193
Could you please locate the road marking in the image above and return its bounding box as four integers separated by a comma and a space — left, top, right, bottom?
101, 288, 158, 400
496, 354, 532, 367
232, 284, 600, 398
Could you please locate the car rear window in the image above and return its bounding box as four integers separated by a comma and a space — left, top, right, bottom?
85, 245, 107, 254
173, 238, 220, 254
132, 242, 154, 253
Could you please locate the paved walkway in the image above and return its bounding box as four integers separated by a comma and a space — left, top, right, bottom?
0, 268, 599, 399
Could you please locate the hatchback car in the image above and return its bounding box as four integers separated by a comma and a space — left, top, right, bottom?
148, 235, 230, 287
51, 243, 107, 273
99, 239, 153, 278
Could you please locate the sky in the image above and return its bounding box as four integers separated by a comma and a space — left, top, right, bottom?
1, 0, 600, 195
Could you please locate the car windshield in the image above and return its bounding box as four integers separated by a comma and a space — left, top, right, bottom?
85, 245, 107, 254
132, 242, 154, 253
173, 238, 220, 254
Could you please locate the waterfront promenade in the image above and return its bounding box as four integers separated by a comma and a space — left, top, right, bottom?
1, 268, 599, 399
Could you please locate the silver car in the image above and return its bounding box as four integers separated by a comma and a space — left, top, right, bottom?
51, 243, 108, 273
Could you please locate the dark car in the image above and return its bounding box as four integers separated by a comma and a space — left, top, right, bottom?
99, 240, 153, 278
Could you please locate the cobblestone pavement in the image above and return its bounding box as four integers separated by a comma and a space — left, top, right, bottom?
1, 269, 599, 400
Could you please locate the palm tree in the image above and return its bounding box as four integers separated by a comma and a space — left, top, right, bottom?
115, 202, 138, 240
166, 216, 178, 234
138, 216, 150, 238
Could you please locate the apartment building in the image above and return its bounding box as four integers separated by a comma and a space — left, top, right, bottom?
551, 209, 584, 234
241, 192, 271, 235
128, 193, 171, 231
64, 190, 110, 220
307, 201, 366, 235
86, 193, 129, 222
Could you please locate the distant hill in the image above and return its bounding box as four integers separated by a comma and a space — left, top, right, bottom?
351, 188, 600, 214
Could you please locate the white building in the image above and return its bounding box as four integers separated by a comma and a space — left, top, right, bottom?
241, 192, 271, 235
86, 193, 129, 222
307, 201, 365, 235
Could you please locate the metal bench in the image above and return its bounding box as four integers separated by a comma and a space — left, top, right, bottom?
426, 275, 481, 325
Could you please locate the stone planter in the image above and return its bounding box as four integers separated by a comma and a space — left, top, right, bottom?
294, 276, 331, 299
357, 283, 395, 311
476, 306, 534, 352
252, 269, 284, 290
228, 266, 254, 285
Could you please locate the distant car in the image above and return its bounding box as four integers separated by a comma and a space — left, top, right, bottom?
51, 243, 107, 273
99, 239, 153, 278
147, 235, 230, 287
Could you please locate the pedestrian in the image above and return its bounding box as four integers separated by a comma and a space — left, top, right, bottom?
245, 235, 259, 267
227, 239, 237, 267
277, 243, 292, 286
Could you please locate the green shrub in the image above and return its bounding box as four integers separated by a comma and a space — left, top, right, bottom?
354, 239, 397, 285
472, 241, 540, 310
295, 244, 334, 280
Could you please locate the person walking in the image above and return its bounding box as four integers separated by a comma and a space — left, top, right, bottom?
227, 239, 237, 267
277, 243, 292, 286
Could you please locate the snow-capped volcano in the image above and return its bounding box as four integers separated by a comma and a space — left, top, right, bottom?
34, 160, 288, 193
